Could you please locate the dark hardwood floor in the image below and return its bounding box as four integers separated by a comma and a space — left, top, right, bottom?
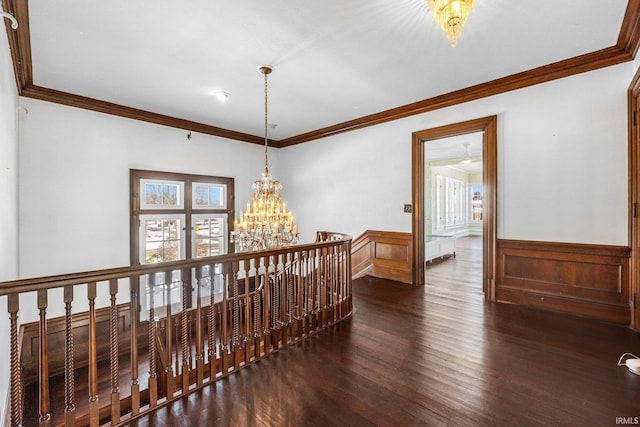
30, 237, 640, 426
125, 236, 640, 426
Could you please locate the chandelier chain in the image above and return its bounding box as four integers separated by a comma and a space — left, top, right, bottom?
230, 64, 299, 251
264, 69, 269, 173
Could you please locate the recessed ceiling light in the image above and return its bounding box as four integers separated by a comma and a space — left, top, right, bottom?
213, 91, 229, 103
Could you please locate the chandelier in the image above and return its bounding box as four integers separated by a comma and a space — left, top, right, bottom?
426, 0, 475, 47
230, 65, 299, 251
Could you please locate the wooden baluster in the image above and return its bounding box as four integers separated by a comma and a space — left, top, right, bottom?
164, 271, 175, 397
342, 244, 349, 316
221, 267, 229, 373
329, 245, 336, 324
37, 289, 51, 426
295, 251, 303, 340
87, 282, 99, 427
302, 250, 310, 336
8, 294, 22, 427
347, 241, 353, 314
148, 274, 158, 408
311, 248, 319, 331
280, 254, 288, 344
195, 266, 204, 385
284, 253, 292, 344
173, 316, 180, 377
181, 277, 190, 392
232, 262, 240, 350
292, 252, 299, 338
335, 245, 341, 320
232, 262, 242, 368
209, 264, 218, 379
240, 259, 250, 363
335, 246, 344, 321
306, 250, 313, 332
322, 247, 329, 328
263, 256, 272, 354
278, 254, 285, 345
271, 256, 280, 349
108, 279, 121, 423
129, 279, 140, 415
63, 286, 75, 426
253, 258, 263, 360
64, 286, 76, 426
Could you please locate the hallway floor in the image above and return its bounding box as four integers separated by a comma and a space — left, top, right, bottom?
123, 239, 640, 426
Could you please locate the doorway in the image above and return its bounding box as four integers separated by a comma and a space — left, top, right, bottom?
411, 116, 497, 300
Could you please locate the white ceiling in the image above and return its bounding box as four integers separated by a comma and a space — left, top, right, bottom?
426, 132, 483, 174
24, 0, 629, 141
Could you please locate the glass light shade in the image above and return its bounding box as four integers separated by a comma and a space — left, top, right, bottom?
231, 171, 299, 251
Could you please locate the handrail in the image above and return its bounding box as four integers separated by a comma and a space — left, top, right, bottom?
2, 231, 352, 427
0, 235, 351, 295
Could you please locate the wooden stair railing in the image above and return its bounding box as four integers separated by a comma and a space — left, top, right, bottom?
1, 232, 352, 427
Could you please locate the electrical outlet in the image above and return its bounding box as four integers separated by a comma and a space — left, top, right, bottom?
403, 204, 412, 213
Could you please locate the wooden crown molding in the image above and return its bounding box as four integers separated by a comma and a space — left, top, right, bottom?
21, 85, 269, 146
4, 0, 640, 148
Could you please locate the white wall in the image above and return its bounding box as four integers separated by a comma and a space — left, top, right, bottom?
17, 99, 269, 321
280, 63, 632, 246
18, 100, 269, 276
0, 19, 19, 427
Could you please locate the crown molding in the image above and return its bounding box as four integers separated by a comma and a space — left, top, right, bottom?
21, 85, 270, 146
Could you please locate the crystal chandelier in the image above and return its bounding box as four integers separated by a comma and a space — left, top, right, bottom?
230, 65, 299, 251
426, 0, 475, 47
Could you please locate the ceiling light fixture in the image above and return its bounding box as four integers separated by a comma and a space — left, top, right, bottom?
460, 142, 472, 164
426, 0, 475, 47
213, 90, 229, 103
230, 65, 299, 251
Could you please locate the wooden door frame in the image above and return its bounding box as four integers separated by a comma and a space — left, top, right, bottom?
411, 115, 498, 299
629, 69, 640, 331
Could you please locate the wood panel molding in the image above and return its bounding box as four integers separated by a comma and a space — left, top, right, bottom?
4, 0, 640, 146
351, 230, 413, 284
496, 239, 632, 325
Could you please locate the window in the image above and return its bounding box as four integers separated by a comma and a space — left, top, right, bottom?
435, 174, 471, 232
140, 179, 184, 210
471, 185, 483, 221
130, 170, 234, 315
192, 182, 226, 209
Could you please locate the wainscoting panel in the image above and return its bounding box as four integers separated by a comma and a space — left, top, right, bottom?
497, 239, 631, 324
351, 231, 413, 284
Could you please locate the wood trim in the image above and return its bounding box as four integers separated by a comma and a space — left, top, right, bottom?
22, 85, 267, 146
2, 0, 31, 92
279, 47, 632, 147
618, 0, 640, 57
412, 116, 497, 298
628, 64, 640, 331
4, 0, 640, 146
351, 230, 413, 284
496, 239, 631, 325
128, 169, 235, 266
